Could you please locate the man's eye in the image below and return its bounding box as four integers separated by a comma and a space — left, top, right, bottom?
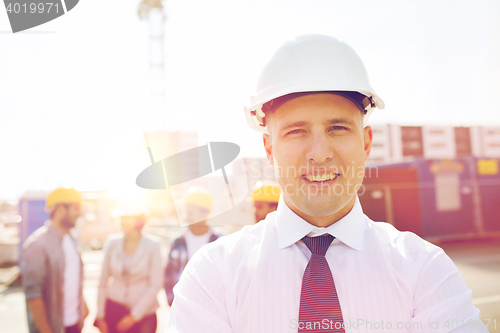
329, 126, 347, 131
286, 129, 304, 135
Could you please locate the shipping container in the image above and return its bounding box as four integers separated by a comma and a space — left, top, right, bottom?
359, 157, 500, 240
18, 191, 50, 260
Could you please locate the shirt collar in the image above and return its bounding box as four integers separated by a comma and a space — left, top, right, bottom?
275, 196, 365, 252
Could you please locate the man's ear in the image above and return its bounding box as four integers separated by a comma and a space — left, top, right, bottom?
263, 133, 274, 166
363, 125, 373, 161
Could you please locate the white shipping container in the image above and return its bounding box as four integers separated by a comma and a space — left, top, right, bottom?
422, 125, 456, 159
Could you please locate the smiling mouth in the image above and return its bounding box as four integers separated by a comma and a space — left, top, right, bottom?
301, 173, 340, 182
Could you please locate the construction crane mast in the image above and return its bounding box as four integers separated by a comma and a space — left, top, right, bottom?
138, 0, 167, 129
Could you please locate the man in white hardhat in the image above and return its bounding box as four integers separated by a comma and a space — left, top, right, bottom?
165, 35, 487, 332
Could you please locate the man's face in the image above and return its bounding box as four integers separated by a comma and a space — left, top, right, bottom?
60, 203, 81, 229
263, 93, 373, 220
184, 203, 210, 225
120, 216, 138, 233
254, 201, 279, 223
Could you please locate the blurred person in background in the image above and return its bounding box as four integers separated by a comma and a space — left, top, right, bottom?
94, 203, 162, 333
164, 190, 223, 306
21, 188, 89, 333
252, 182, 281, 223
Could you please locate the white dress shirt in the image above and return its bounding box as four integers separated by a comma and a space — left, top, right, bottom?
165, 197, 487, 332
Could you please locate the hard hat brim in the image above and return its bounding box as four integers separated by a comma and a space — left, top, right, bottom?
245, 89, 385, 133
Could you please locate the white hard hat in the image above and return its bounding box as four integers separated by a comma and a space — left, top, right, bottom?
244, 34, 385, 133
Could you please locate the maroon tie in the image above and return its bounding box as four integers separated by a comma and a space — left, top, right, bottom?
298, 235, 345, 332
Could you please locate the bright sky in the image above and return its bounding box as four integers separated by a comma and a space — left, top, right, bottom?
0, 0, 499, 200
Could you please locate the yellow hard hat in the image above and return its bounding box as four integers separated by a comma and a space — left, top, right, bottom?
252, 184, 281, 203
46, 188, 82, 210
185, 191, 213, 212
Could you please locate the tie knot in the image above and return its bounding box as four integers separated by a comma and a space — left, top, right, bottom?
302, 234, 335, 256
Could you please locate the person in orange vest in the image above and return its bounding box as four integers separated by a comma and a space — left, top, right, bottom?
252, 183, 281, 223
22, 188, 89, 333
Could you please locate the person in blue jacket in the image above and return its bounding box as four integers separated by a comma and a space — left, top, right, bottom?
164, 190, 223, 306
